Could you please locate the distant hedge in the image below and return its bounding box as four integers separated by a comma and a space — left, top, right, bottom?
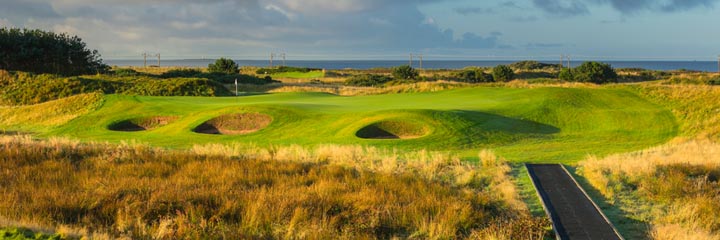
344, 74, 393, 87
0, 71, 232, 105
0, 28, 108, 75
256, 66, 321, 74
559, 62, 618, 84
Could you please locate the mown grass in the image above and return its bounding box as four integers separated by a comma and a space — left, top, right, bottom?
0, 86, 677, 165
270, 70, 324, 79
0, 135, 548, 239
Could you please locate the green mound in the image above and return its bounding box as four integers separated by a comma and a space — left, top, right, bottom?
356, 120, 428, 139
108, 116, 177, 132
10, 87, 678, 163
194, 113, 272, 135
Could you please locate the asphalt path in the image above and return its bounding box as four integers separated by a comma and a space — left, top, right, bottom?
527, 164, 622, 240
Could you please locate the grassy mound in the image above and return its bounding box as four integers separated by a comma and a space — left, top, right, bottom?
194, 113, 272, 135
0, 93, 103, 132
108, 116, 177, 132
356, 120, 428, 139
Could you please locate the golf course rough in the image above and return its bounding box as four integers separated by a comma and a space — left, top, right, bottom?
0, 86, 678, 163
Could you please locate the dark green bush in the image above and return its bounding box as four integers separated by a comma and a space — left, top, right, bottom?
509, 61, 560, 70
344, 74, 393, 87
571, 62, 618, 84
454, 69, 494, 83
208, 58, 239, 74
160, 69, 202, 78
112, 68, 139, 77
392, 65, 419, 80
255, 66, 321, 74
492, 65, 515, 82
558, 68, 573, 81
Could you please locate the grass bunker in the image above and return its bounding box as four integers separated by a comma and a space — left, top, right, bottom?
194, 113, 272, 135
108, 116, 178, 132
356, 120, 428, 139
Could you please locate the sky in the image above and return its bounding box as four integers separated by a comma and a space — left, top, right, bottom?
1, 0, 719, 60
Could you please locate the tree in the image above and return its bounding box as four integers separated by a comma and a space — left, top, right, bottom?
392, 65, 419, 80
571, 62, 618, 84
492, 65, 514, 82
558, 68, 573, 81
0, 28, 108, 75
208, 58, 239, 74
456, 68, 494, 83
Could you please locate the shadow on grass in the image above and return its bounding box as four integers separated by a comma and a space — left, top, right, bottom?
564, 165, 651, 239
455, 110, 560, 135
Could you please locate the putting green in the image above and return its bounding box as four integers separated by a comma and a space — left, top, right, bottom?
1, 86, 677, 163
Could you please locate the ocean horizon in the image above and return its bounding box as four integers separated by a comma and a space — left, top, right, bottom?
105, 59, 719, 72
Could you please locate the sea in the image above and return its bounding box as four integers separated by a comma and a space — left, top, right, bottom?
105, 59, 719, 72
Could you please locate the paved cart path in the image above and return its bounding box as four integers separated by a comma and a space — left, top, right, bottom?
527, 164, 622, 240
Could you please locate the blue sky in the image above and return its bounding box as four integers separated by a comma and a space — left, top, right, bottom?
1, 0, 718, 60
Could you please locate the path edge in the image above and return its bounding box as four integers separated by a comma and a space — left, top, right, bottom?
559, 164, 625, 240
525, 164, 561, 240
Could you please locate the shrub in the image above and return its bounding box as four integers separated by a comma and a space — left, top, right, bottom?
571, 61, 618, 84
255, 66, 321, 74
492, 65, 515, 82
208, 58, 238, 74
112, 68, 139, 77
160, 69, 203, 78
558, 68, 573, 81
392, 65, 419, 80
509, 61, 560, 70
455, 69, 494, 83
344, 74, 393, 87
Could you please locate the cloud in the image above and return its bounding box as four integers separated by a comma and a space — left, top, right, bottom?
453, 7, 495, 15
533, 0, 589, 17
596, 0, 717, 13
0, 0, 509, 58
534, 0, 719, 16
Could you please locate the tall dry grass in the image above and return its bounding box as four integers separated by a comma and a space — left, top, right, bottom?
0, 136, 547, 239
579, 139, 720, 239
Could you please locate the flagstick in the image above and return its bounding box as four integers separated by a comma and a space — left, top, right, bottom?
235, 78, 238, 96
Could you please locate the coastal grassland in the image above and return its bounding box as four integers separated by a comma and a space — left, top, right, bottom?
579, 140, 720, 239
576, 84, 720, 239
0, 135, 548, 239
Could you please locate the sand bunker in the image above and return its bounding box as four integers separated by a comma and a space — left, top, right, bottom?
194, 113, 272, 135
356, 120, 428, 139
108, 116, 178, 132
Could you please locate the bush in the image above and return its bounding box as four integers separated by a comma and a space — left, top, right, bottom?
0, 28, 109, 75
160, 69, 203, 78
345, 74, 393, 87
112, 68, 139, 77
455, 69, 494, 83
492, 65, 515, 82
392, 65, 419, 80
255, 66, 321, 75
509, 61, 560, 70
208, 58, 238, 74
558, 68, 573, 81
571, 62, 618, 84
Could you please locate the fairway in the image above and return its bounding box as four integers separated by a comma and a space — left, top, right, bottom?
4, 86, 677, 163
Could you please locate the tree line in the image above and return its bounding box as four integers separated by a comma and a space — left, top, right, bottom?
0, 28, 108, 75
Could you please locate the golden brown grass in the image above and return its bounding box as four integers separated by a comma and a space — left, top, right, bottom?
579, 139, 720, 239
631, 84, 720, 139
0, 136, 547, 239
0, 93, 103, 131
